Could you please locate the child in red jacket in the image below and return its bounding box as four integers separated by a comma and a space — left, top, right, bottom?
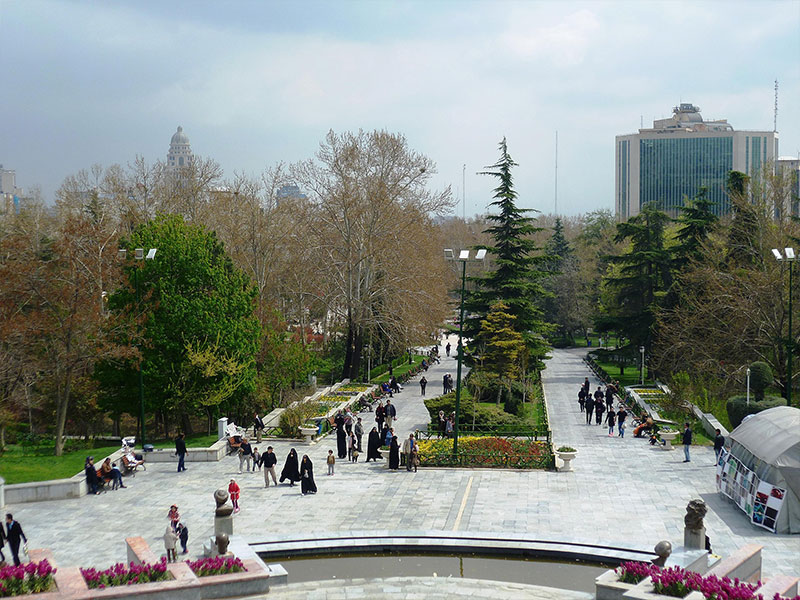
228, 479, 241, 513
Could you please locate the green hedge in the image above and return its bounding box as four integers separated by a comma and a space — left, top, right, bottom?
424, 391, 519, 426
726, 395, 786, 429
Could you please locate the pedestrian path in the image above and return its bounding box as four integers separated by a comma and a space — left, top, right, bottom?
6, 344, 796, 582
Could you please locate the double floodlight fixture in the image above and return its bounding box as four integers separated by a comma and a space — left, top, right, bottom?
773, 247, 795, 261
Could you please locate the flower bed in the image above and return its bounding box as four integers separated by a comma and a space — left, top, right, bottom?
337, 384, 372, 392
613, 562, 792, 600
80, 559, 170, 589
0, 560, 56, 598
186, 556, 246, 577
416, 436, 550, 469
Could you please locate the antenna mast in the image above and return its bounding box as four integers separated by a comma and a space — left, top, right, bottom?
774, 79, 779, 133
462, 164, 466, 220
554, 131, 558, 215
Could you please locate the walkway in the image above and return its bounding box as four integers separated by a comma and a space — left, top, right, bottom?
5, 344, 796, 583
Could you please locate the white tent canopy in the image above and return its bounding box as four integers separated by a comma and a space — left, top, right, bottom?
727, 406, 800, 534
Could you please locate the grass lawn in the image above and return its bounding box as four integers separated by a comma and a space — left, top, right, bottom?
475, 399, 545, 428
0, 444, 121, 485
370, 355, 427, 384
150, 433, 220, 449
593, 358, 652, 387
565, 333, 622, 349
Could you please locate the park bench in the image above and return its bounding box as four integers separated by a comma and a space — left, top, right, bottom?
120, 454, 145, 476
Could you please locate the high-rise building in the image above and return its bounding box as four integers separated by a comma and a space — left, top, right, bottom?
167, 126, 194, 170
1, 165, 23, 214
615, 104, 778, 219
778, 156, 800, 217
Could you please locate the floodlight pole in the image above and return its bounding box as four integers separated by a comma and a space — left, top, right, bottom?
639, 346, 645, 385
454, 258, 467, 456
134, 247, 157, 447
746, 367, 751, 407
773, 248, 795, 407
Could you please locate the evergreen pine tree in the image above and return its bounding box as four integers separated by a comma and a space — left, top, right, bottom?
672, 187, 718, 267
603, 203, 672, 349
464, 138, 550, 368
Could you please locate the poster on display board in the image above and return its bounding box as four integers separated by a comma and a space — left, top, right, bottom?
751, 480, 786, 532
716, 450, 786, 533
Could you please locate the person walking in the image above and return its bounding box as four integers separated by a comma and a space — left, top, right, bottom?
0, 517, 6, 564
176, 523, 189, 554
366, 427, 383, 462
238, 438, 253, 473
682, 423, 693, 463
175, 432, 187, 473
348, 432, 358, 462
261, 446, 278, 487
228, 479, 241, 513
446, 342, 451, 357
5, 514, 26, 566
252, 447, 261, 471
585, 393, 594, 424
279, 448, 301, 486
385, 400, 397, 429
594, 396, 605, 425
617, 406, 628, 437
389, 435, 400, 470
344, 410, 354, 435
713, 429, 725, 463
300, 455, 317, 495
438, 410, 447, 439
168, 504, 180, 531
402, 434, 416, 471
605, 386, 615, 411
410, 445, 419, 472
375, 402, 386, 430
605, 407, 616, 436
253, 412, 265, 439
327, 450, 335, 475
163, 524, 179, 562
420, 376, 427, 396
354, 417, 364, 452
578, 387, 586, 412
335, 411, 347, 459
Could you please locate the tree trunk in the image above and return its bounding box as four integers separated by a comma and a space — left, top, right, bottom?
181, 412, 193, 436
496, 384, 502, 407
112, 415, 120, 437
53, 368, 73, 456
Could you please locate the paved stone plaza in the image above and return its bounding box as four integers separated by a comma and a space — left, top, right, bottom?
7, 341, 798, 585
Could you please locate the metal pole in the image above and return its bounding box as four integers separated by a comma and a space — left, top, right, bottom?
789, 260, 793, 407
136, 268, 146, 447
639, 346, 644, 385
454, 259, 467, 456
746, 368, 750, 407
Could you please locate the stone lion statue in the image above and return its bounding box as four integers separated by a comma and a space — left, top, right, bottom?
684, 499, 707, 530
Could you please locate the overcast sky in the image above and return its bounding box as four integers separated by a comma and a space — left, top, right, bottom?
2, 0, 798, 217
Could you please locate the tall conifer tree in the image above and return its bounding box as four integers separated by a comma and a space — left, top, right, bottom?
464, 138, 550, 368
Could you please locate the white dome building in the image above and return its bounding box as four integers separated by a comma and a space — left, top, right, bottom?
167, 126, 194, 170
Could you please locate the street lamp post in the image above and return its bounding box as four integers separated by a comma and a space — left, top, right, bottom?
123, 247, 158, 447
772, 247, 795, 407
445, 247, 486, 456
746, 367, 751, 407
639, 346, 645, 385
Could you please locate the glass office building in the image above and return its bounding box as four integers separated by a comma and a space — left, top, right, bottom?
616, 104, 777, 219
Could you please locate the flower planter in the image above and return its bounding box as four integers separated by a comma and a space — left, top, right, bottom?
299, 427, 317, 444
660, 432, 678, 451
622, 577, 704, 599
596, 568, 639, 600
556, 450, 577, 472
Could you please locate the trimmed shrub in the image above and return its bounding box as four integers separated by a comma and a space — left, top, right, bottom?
748, 361, 772, 402
278, 402, 320, 437
725, 394, 786, 429
423, 392, 518, 426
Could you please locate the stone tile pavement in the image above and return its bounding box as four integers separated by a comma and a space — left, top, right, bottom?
6, 342, 798, 582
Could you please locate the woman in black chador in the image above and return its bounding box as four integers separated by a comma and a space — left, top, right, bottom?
366, 427, 383, 462
279, 448, 300, 486
388, 435, 400, 470
300, 454, 317, 495
334, 412, 347, 459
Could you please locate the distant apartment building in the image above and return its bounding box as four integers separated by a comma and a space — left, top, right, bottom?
778, 156, 800, 217
1, 165, 23, 214
275, 184, 308, 204
615, 104, 778, 219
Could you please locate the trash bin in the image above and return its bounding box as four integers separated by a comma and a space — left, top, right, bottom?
143, 444, 154, 453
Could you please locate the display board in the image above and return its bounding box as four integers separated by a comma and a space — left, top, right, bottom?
716, 449, 786, 533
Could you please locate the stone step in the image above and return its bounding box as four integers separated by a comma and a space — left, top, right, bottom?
756, 575, 800, 599
704, 543, 762, 582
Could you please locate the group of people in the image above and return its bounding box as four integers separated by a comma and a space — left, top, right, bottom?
436, 410, 457, 438
334, 410, 363, 460
85, 455, 127, 494
163, 504, 189, 562
577, 378, 628, 436
442, 373, 455, 394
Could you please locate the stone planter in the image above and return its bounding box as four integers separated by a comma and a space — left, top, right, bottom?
660, 432, 678, 450
595, 568, 639, 600
299, 426, 318, 443
622, 577, 704, 600
556, 450, 577, 472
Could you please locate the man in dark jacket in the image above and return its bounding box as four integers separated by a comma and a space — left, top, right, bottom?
682, 423, 693, 462
175, 432, 187, 472
0, 515, 5, 563
5, 513, 27, 566
713, 429, 725, 463
261, 446, 278, 487
85, 456, 100, 494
